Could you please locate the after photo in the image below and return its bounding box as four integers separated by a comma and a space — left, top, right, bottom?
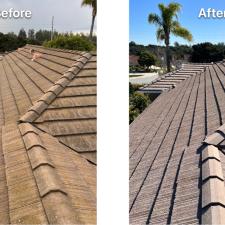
130, 1, 225, 224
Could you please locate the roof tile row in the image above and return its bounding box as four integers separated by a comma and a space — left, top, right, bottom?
20, 52, 92, 123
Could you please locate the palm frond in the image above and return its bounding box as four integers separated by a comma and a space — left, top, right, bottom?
156, 28, 165, 42
168, 2, 181, 14
171, 20, 180, 28
148, 13, 162, 26
81, 0, 92, 6
172, 26, 193, 42
158, 3, 166, 13
82, 0, 97, 15
164, 2, 181, 22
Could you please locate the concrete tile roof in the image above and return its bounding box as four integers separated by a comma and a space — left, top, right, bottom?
130, 62, 225, 224
0, 45, 96, 224
139, 64, 207, 94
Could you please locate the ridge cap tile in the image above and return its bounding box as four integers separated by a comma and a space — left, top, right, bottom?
204, 132, 224, 146
77, 57, 87, 64
202, 205, 225, 225
202, 145, 221, 162
19, 50, 90, 123
18, 124, 82, 224
42, 192, 82, 224
201, 144, 225, 224
82, 52, 92, 59
19, 111, 39, 122
202, 178, 225, 208
19, 123, 40, 136
38, 92, 56, 105
47, 85, 63, 96
33, 165, 67, 198
28, 146, 55, 170
61, 72, 73, 80
67, 66, 80, 75
217, 124, 225, 134
23, 132, 45, 150
55, 77, 70, 88
62, 72, 75, 80
72, 61, 83, 69
29, 101, 48, 115
202, 159, 224, 182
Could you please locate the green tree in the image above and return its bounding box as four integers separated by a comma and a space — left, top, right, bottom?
130, 92, 149, 113
18, 28, 27, 39
148, 2, 192, 72
35, 30, 59, 44
28, 29, 35, 40
43, 34, 95, 51
191, 42, 225, 63
138, 51, 157, 67
82, 0, 97, 39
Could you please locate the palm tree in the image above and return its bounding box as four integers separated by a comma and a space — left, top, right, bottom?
148, 2, 192, 72
82, 0, 97, 39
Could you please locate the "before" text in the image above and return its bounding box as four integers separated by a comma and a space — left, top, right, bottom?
0, 8, 32, 19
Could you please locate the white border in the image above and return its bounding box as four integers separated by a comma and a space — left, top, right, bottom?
97, 0, 129, 224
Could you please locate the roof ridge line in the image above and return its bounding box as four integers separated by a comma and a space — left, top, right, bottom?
18, 122, 82, 224
201, 144, 225, 224
19, 52, 92, 123
25, 44, 85, 56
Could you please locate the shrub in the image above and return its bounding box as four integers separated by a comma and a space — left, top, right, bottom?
129, 107, 139, 124
138, 51, 157, 67
130, 92, 149, 113
43, 34, 96, 52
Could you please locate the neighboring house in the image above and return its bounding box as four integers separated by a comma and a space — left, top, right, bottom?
130, 61, 225, 224
0, 44, 96, 224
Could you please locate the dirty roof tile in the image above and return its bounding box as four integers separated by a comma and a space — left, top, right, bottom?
0, 45, 96, 224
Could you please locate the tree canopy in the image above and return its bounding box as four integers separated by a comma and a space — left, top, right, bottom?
138, 51, 157, 67
43, 34, 96, 52
18, 28, 27, 39
191, 42, 225, 63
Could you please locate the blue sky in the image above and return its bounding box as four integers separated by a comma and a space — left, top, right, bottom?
130, 0, 225, 46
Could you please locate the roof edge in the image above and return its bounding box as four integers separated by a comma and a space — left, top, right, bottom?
19, 51, 92, 123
